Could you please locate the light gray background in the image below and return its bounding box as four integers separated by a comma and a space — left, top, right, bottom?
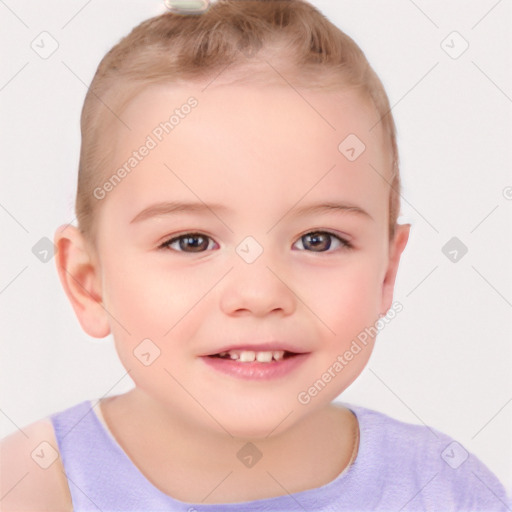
1, 0, 511, 495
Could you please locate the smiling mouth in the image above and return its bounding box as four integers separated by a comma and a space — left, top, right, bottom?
207, 349, 299, 363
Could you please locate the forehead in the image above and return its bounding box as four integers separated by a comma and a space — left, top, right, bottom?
118, 81, 386, 154
102, 82, 390, 227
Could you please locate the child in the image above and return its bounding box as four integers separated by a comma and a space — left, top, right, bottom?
1, 1, 509, 510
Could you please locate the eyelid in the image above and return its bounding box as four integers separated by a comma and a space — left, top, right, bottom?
293, 229, 353, 251
158, 232, 218, 251
297, 228, 352, 243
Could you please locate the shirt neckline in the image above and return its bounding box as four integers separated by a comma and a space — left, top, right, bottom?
89, 398, 367, 507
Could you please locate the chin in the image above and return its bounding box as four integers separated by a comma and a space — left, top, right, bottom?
208, 400, 303, 440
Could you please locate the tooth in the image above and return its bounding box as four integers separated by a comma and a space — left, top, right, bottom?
256, 351, 273, 363
239, 351, 256, 362
221, 349, 288, 363
273, 350, 285, 361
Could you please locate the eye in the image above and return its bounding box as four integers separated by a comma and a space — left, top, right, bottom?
159, 233, 217, 253
293, 231, 352, 252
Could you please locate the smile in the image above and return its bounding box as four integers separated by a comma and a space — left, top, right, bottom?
201, 351, 310, 380
211, 349, 290, 363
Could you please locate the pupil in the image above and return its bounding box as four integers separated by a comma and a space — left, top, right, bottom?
305, 232, 330, 251
181, 235, 208, 252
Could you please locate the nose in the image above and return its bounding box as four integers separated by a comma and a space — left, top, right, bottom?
219, 258, 296, 318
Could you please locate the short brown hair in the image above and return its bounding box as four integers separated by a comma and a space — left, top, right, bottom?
76, 0, 400, 245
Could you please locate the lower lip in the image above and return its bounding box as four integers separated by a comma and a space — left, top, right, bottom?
200, 354, 310, 380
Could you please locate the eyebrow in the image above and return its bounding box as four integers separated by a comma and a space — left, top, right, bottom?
292, 202, 373, 221
130, 201, 229, 224
130, 200, 373, 224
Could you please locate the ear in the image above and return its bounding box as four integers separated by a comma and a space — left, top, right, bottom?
53, 225, 110, 338
380, 223, 410, 315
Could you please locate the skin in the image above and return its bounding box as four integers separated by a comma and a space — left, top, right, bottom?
1, 80, 409, 508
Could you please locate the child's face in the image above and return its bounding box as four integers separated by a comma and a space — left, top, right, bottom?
73, 82, 408, 436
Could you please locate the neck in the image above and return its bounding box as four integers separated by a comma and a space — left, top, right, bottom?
100, 388, 359, 504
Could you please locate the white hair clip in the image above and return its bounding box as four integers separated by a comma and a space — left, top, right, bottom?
164, 0, 210, 14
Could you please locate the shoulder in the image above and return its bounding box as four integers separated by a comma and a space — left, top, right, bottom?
0, 417, 72, 511
345, 404, 511, 511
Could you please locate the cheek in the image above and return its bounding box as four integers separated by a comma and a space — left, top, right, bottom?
101, 254, 210, 336
100, 256, 202, 391
294, 253, 384, 334
296, 258, 383, 398
100, 254, 227, 383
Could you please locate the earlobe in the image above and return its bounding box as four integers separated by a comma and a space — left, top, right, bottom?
53, 225, 111, 339
380, 223, 410, 316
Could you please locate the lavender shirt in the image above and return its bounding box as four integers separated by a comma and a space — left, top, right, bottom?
50, 400, 510, 511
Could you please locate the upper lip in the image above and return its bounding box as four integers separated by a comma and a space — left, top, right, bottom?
201, 341, 310, 357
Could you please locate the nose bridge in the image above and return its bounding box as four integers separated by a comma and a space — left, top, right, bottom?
219, 246, 296, 317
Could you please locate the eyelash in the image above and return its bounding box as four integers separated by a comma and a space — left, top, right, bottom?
158, 230, 353, 253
